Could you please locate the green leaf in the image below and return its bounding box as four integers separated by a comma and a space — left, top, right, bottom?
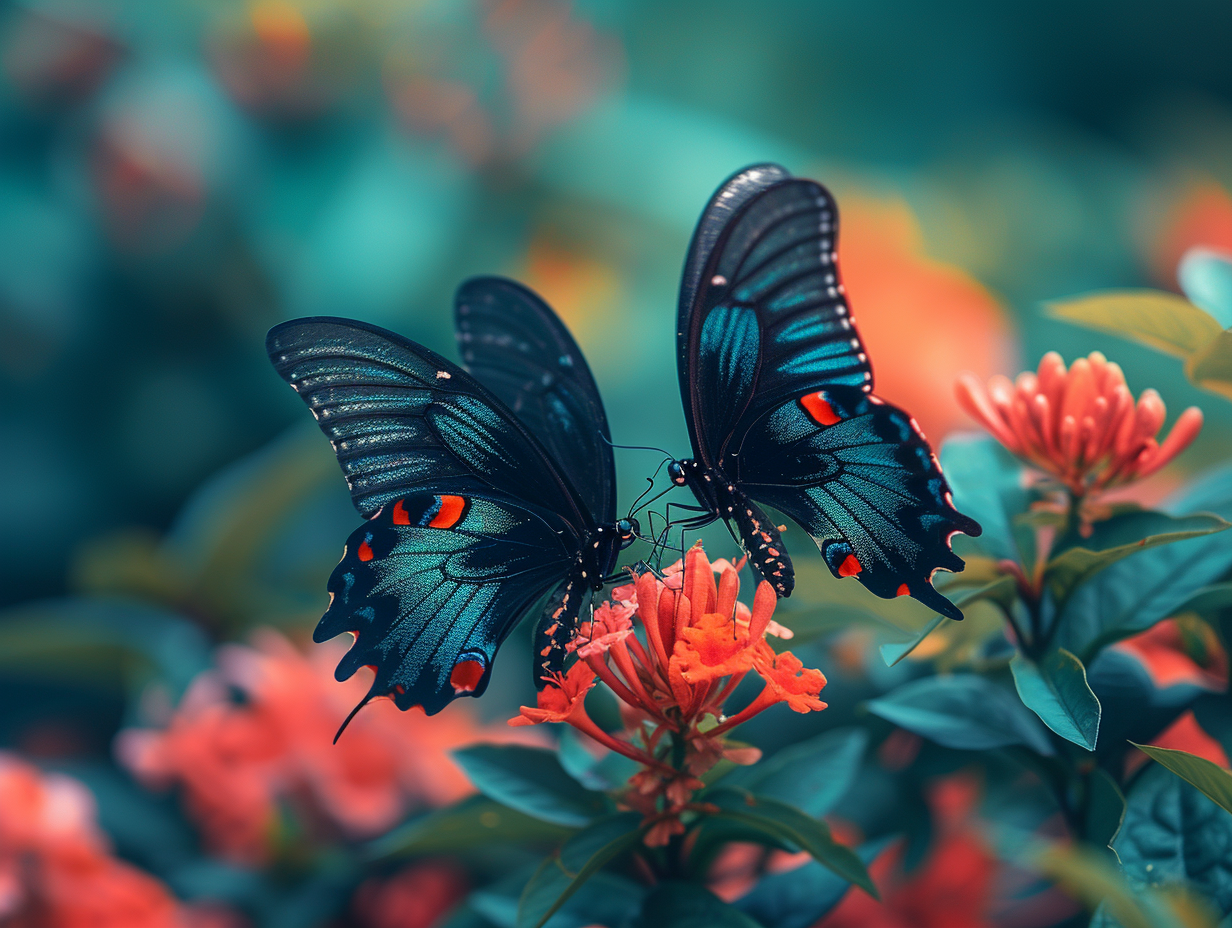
1131, 743, 1232, 816
866, 674, 1055, 755
1186, 329, 1232, 402
453, 745, 608, 828
734, 838, 893, 928
1053, 532, 1232, 663
1113, 764, 1232, 918
1179, 248, 1232, 328
1047, 289, 1223, 357
517, 813, 645, 928
706, 790, 877, 897
725, 728, 867, 817
366, 795, 572, 860
939, 435, 1030, 563
1010, 648, 1101, 751
1044, 510, 1229, 606
879, 576, 1016, 666
1085, 766, 1127, 856
633, 883, 763, 928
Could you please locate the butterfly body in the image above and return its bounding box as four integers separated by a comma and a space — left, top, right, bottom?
671, 164, 981, 620
268, 281, 633, 720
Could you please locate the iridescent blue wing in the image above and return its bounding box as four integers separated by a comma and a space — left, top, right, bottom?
266, 316, 587, 524
677, 166, 981, 615
677, 164, 872, 460
320, 491, 576, 716
267, 317, 597, 716
455, 276, 616, 524
735, 387, 980, 620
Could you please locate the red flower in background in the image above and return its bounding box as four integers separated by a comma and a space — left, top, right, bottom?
511, 544, 824, 846
1153, 181, 1232, 288
351, 861, 469, 928
838, 194, 1017, 441
819, 776, 997, 928
956, 351, 1203, 497
118, 629, 533, 864
0, 753, 213, 928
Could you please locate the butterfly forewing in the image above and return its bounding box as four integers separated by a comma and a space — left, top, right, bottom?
454, 276, 616, 524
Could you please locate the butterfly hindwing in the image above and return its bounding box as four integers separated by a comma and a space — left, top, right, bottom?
736, 386, 978, 620
320, 491, 577, 716
454, 276, 616, 524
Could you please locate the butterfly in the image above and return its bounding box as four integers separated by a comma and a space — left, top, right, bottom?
664, 164, 981, 619
266, 277, 635, 721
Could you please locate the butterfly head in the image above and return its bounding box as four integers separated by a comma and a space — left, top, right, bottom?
617, 517, 640, 548
668, 459, 689, 487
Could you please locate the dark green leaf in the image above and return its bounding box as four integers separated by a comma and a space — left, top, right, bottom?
1047, 290, 1222, 357
517, 813, 645, 928
366, 796, 571, 860
725, 728, 867, 817
1131, 743, 1232, 816
879, 576, 1016, 666
866, 674, 1055, 755
1052, 528, 1232, 664
1085, 766, 1127, 856
634, 883, 762, 928
734, 837, 892, 928
557, 725, 640, 791
454, 745, 608, 827
471, 870, 643, 928
1010, 648, 1101, 751
1186, 328, 1232, 402
1114, 764, 1232, 917
1044, 510, 1229, 607
939, 436, 1030, 563
706, 790, 877, 897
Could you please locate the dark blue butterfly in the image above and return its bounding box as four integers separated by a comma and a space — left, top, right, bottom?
266, 277, 635, 721
666, 164, 981, 619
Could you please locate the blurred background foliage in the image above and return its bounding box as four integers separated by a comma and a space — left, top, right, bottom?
4, 0, 1232, 924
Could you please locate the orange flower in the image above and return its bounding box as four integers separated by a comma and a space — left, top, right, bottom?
118, 629, 533, 864
956, 351, 1203, 496
510, 661, 597, 726
0, 753, 207, 928
509, 543, 825, 844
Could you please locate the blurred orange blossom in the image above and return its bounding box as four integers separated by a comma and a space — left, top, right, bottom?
117, 629, 534, 864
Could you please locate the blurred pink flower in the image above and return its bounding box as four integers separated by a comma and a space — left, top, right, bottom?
956, 351, 1203, 496
0, 753, 210, 928
118, 629, 533, 864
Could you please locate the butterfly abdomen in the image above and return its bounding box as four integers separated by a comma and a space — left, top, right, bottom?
726, 486, 794, 597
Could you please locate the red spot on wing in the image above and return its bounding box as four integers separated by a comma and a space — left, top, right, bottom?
392, 498, 411, 525
838, 554, 862, 577
430, 495, 466, 529
800, 391, 842, 426
450, 660, 485, 694
394, 684, 406, 695
357, 540, 374, 562
896, 583, 910, 597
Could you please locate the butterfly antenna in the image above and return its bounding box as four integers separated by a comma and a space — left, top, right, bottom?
626, 464, 667, 518
599, 434, 675, 460
333, 693, 375, 744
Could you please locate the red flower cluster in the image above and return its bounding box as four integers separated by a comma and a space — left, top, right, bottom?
118, 629, 532, 863
956, 351, 1203, 496
510, 544, 826, 846
0, 753, 209, 928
